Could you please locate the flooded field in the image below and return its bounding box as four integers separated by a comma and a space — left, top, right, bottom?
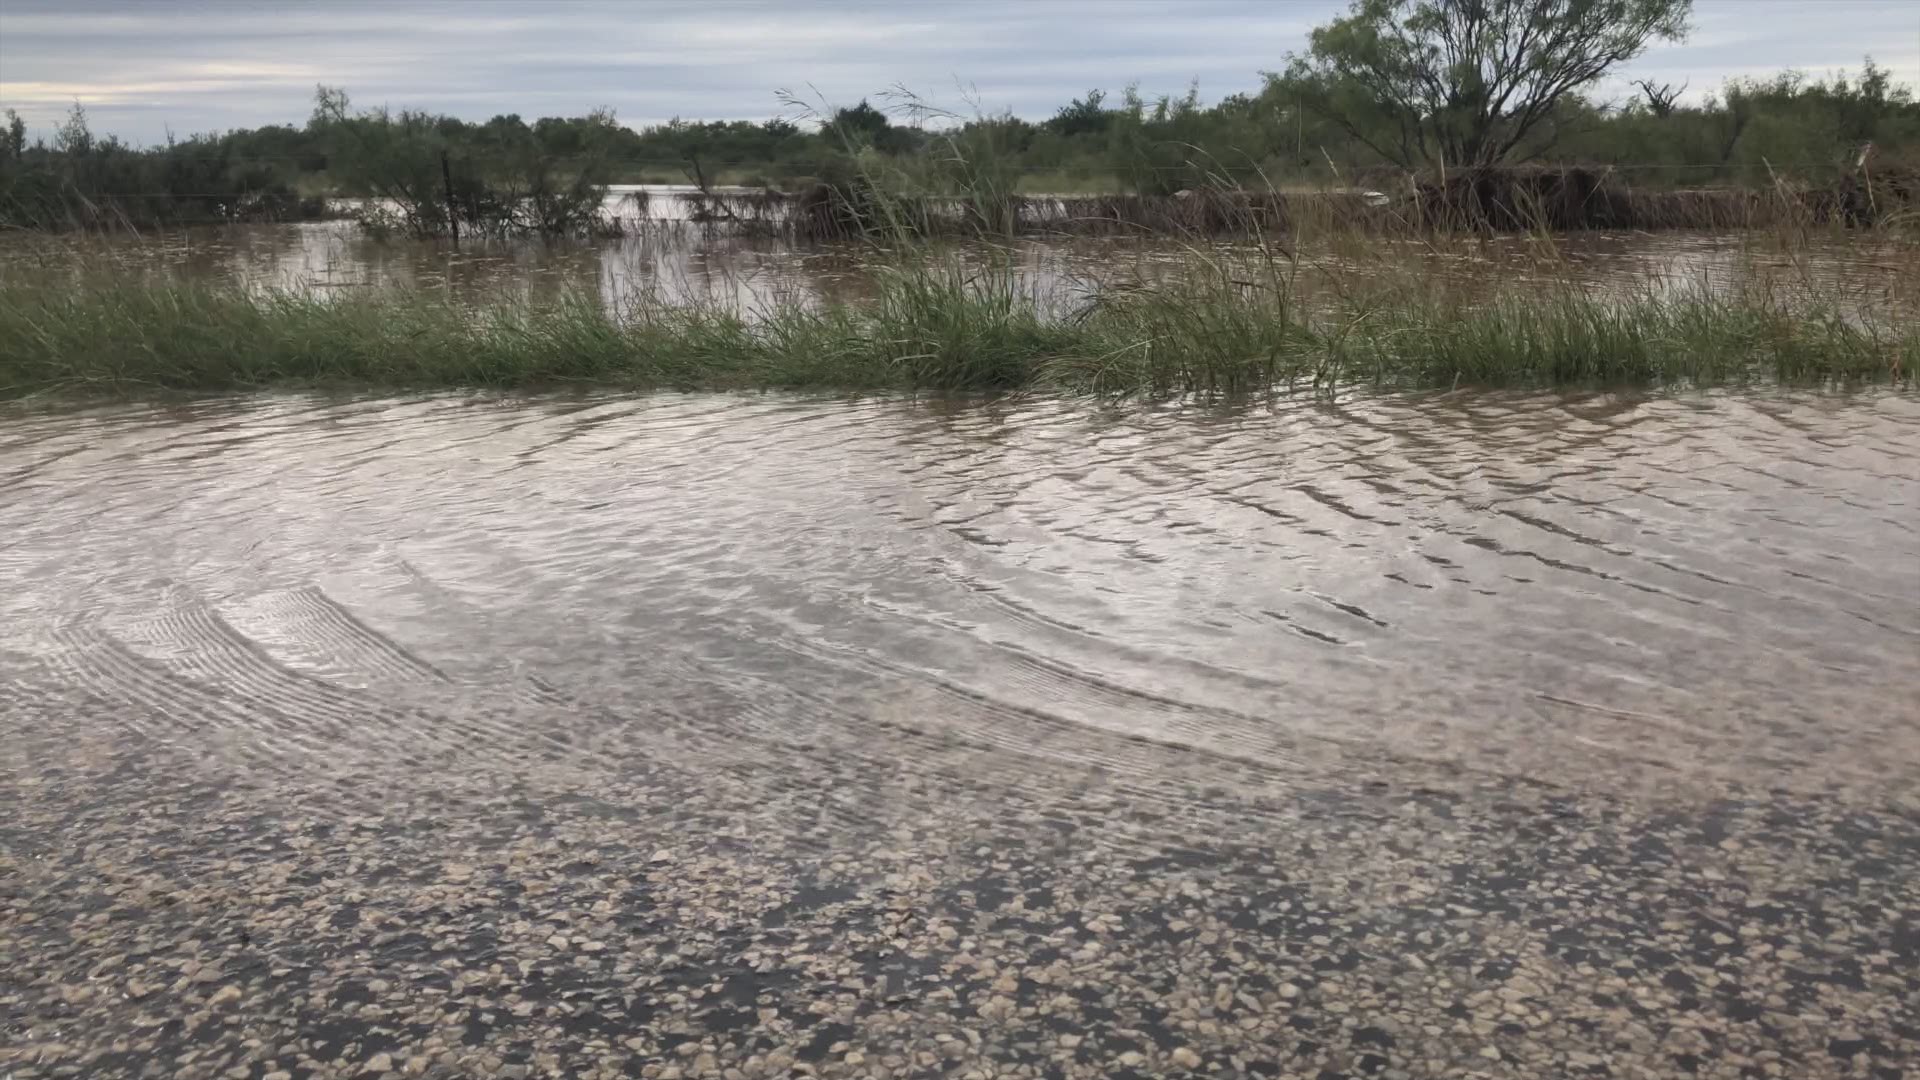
3, 388, 1918, 1077
4, 208, 1916, 318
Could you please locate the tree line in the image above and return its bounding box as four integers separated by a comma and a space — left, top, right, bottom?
2, 0, 1915, 231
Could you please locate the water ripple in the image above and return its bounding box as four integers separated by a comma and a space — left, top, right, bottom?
2, 387, 1916, 808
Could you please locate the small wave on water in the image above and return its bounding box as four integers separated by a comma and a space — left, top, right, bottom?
2, 387, 1915, 829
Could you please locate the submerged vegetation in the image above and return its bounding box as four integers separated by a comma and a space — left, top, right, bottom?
308, 89, 623, 240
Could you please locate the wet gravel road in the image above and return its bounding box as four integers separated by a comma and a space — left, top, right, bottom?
5, 681, 1917, 1080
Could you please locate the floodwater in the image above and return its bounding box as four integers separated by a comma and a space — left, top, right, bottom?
4, 208, 1916, 318
3, 388, 1915, 805
6, 388, 1920, 1079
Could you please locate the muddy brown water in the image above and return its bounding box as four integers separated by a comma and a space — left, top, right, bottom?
2, 388, 1915, 808
5, 217, 1916, 318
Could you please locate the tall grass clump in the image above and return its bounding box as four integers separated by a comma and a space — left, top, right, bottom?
0, 254, 1064, 395
1, 258, 1911, 399
848, 261, 1074, 388
1058, 265, 1316, 395
1330, 286, 1913, 387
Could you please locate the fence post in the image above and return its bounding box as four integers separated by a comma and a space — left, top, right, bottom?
441, 150, 459, 245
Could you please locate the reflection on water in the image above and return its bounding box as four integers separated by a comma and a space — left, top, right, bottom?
2, 389, 1915, 806
4, 202, 1915, 316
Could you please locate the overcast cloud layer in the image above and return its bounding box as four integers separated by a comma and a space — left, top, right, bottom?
2, 0, 1916, 144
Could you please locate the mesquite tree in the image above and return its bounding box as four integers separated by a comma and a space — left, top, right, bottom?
1278, 0, 1692, 170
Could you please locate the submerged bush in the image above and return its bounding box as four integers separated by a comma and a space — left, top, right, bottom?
0, 104, 325, 230
313, 89, 621, 239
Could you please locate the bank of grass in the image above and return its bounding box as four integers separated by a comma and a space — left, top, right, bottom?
0, 261, 1911, 399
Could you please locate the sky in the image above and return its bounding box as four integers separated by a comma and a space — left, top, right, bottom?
2, 0, 1917, 145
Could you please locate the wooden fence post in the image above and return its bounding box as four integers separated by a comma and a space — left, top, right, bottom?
441, 150, 459, 244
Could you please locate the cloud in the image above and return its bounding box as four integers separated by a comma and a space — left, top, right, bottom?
1, 0, 1914, 144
